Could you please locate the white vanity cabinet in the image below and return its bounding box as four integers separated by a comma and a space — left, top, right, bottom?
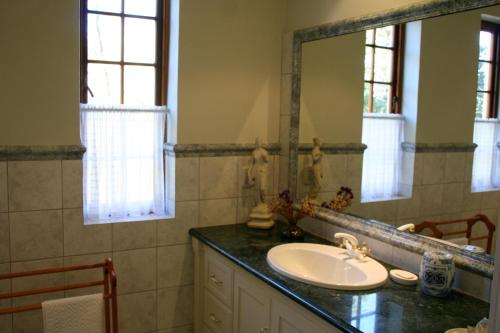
192, 239, 342, 333
233, 273, 271, 333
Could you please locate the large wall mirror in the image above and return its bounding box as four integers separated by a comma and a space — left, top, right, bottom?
289, 1, 500, 274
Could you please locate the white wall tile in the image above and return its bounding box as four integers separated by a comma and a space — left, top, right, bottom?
422, 153, 445, 185
176, 157, 200, 202
464, 152, 474, 182
364, 200, 397, 222
396, 187, 421, 220
113, 248, 156, 295
157, 286, 193, 330
158, 325, 193, 333
113, 220, 157, 251
0, 213, 9, 263
453, 268, 491, 302
200, 157, 238, 199
62, 160, 83, 208
8, 161, 62, 211
10, 210, 63, 261
0, 162, 8, 212
419, 184, 443, 216
11, 258, 64, 304
199, 199, 237, 227
442, 183, 464, 214
462, 182, 482, 211
391, 248, 422, 274
413, 153, 424, 185
237, 196, 254, 224
158, 201, 199, 246
63, 252, 111, 297
323, 155, 347, 192
346, 154, 363, 190
63, 208, 111, 256
157, 245, 193, 288
118, 291, 157, 333
444, 153, 465, 183
481, 190, 500, 210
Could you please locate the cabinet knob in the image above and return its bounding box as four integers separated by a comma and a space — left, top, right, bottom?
210, 274, 223, 285
209, 313, 222, 324
259, 328, 269, 333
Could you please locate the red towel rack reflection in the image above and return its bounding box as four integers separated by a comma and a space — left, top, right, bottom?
414, 214, 496, 254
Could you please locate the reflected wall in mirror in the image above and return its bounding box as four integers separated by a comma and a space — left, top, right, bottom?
297, 5, 500, 257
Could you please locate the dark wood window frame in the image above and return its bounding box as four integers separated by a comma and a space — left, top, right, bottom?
364, 24, 405, 114
80, 0, 169, 106
477, 21, 500, 119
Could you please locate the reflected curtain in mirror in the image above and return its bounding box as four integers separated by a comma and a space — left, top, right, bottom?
472, 119, 500, 191
361, 114, 404, 201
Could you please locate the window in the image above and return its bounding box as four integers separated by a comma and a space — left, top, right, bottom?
80, 0, 169, 223
361, 25, 406, 202
363, 25, 405, 114
476, 21, 500, 119
81, 0, 168, 106
472, 21, 500, 192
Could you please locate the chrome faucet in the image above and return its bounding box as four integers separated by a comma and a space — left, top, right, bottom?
334, 233, 371, 259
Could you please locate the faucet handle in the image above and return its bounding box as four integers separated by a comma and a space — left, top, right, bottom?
359, 242, 371, 258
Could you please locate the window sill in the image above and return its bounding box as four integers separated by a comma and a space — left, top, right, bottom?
471, 186, 500, 194
361, 195, 411, 204
84, 213, 174, 225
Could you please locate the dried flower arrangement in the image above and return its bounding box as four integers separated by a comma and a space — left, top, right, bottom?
321, 186, 354, 212
269, 190, 318, 223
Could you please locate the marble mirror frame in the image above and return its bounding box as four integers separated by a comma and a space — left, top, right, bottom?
286, 0, 500, 278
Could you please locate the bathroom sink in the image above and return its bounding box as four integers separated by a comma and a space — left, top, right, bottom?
266, 243, 388, 290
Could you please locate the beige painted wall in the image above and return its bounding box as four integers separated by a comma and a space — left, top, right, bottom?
0, 0, 80, 145
298, 5, 500, 145
286, 0, 431, 31
300, 33, 365, 143
176, 0, 285, 144
415, 11, 479, 143
0, 0, 285, 146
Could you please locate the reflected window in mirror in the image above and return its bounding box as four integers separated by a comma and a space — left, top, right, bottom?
363, 25, 405, 114
361, 24, 408, 202
476, 21, 500, 119
472, 20, 500, 192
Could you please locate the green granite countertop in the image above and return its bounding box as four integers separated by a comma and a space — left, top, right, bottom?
189, 222, 489, 333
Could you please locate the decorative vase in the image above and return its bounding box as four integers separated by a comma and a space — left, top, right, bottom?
419, 251, 455, 297
281, 218, 305, 240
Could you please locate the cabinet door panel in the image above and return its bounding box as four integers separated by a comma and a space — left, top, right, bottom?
233, 273, 271, 333
272, 299, 337, 333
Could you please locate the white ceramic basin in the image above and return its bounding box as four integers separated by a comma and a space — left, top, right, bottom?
267, 243, 388, 290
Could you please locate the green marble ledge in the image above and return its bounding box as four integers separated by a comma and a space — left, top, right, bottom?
189, 222, 489, 333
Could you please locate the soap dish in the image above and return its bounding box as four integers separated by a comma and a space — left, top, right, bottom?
389, 269, 418, 286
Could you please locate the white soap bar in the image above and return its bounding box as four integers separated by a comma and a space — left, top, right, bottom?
389, 269, 418, 286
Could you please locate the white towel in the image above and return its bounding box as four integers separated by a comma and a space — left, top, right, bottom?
42, 293, 105, 333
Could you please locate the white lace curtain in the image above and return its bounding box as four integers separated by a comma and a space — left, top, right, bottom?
81, 105, 167, 223
361, 113, 404, 202
472, 119, 500, 192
